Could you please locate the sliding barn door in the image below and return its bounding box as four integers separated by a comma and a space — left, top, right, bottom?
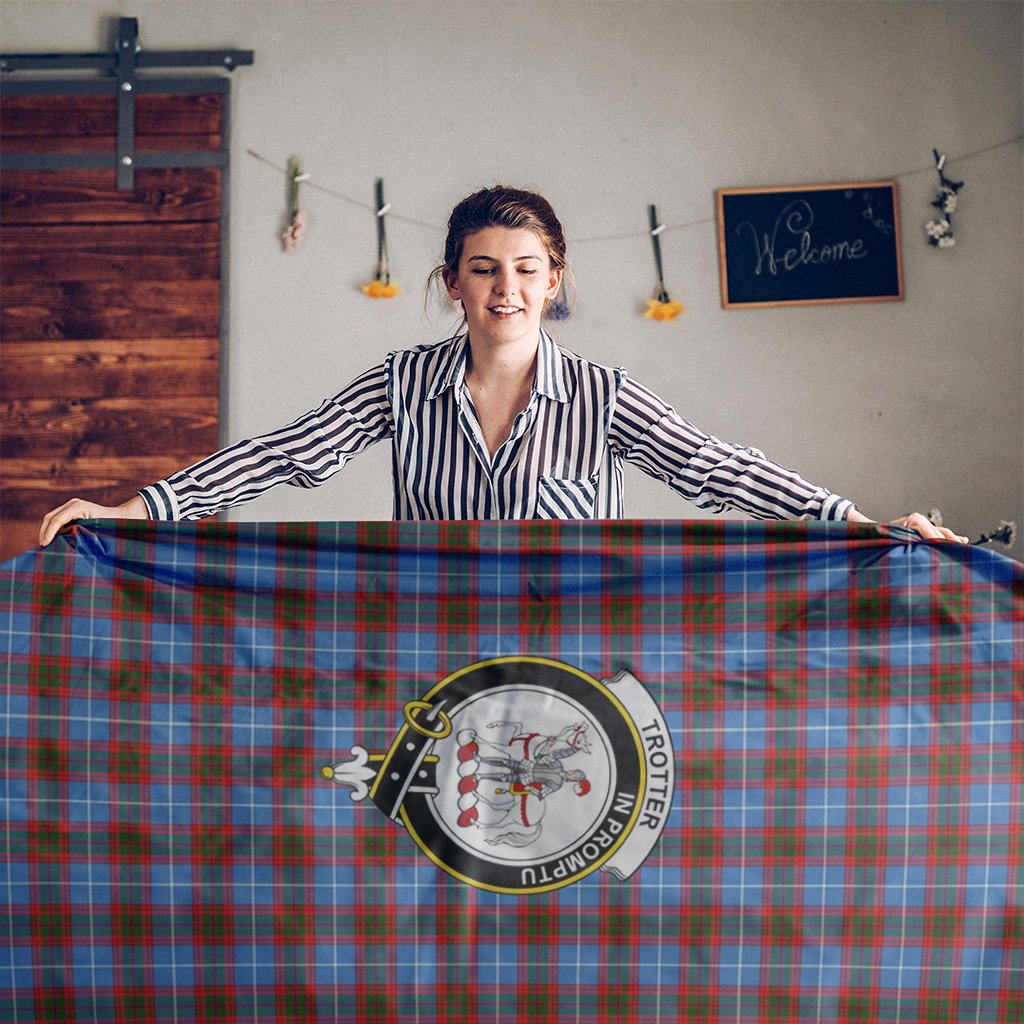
1, 91, 224, 561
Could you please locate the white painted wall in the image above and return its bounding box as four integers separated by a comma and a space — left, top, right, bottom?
4, 0, 1022, 555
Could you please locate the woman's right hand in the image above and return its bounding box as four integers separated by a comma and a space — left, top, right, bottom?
38, 494, 149, 549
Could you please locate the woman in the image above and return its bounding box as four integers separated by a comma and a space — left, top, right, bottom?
38, 186, 968, 545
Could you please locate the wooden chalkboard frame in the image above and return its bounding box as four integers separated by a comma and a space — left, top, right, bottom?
716, 181, 904, 309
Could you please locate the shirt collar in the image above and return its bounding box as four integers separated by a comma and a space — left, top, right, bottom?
426, 335, 469, 399
426, 330, 569, 403
535, 328, 570, 403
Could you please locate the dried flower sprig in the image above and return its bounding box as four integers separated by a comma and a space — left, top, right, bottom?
975, 520, 1017, 548
644, 204, 685, 323
932, 510, 1017, 548
362, 279, 402, 299
362, 177, 401, 299
924, 150, 963, 249
546, 276, 572, 321
282, 156, 310, 252
645, 298, 685, 322
282, 210, 308, 252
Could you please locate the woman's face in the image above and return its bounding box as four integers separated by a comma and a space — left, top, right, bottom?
445, 227, 561, 350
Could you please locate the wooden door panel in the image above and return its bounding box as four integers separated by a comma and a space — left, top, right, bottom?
2, 222, 220, 282
2, 396, 218, 459
1, 134, 224, 155
3, 455, 195, 554
1, 339, 219, 398
0, 92, 223, 561
1, 168, 222, 223
0, 93, 223, 139
2, 279, 220, 340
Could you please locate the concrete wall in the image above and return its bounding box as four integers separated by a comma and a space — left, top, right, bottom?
4, 0, 1021, 554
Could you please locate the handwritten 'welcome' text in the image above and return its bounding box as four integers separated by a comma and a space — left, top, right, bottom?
736, 200, 868, 277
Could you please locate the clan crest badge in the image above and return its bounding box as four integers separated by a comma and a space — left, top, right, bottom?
322, 657, 674, 894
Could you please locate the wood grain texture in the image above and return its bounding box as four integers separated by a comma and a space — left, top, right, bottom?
0, 134, 224, 155
2, 396, 219, 459
0, 92, 223, 561
2, 456, 205, 561
2, 222, 220, 283
0, 93, 223, 137
1, 168, 222, 224
1, 339, 219, 398
2, 279, 220, 340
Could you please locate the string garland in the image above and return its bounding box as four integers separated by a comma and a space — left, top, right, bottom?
251, 133, 1021, 321
247, 134, 1022, 245
248, 149, 439, 231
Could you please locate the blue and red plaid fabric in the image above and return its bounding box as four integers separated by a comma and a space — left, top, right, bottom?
1, 519, 1021, 1023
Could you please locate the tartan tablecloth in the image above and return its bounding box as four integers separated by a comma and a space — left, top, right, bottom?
1, 519, 1021, 1023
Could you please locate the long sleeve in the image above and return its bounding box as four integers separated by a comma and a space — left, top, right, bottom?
608, 375, 854, 521
139, 362, 393, 520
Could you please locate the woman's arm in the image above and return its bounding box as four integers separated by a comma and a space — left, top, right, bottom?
847, 508, 969, 543
37, 361, 394, 547
610, 376, 970, 542
140, 363, 393, 520
39, 494, 149, 548
609, 376, 853, 521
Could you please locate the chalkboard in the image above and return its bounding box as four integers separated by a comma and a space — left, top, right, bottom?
716, 181, 904, 309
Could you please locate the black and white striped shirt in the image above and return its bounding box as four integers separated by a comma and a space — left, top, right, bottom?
139, 331, 854, 522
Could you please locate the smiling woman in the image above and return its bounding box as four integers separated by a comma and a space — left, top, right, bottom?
441, 225, 561, 458
447, 229, 559, 347
427, 186, 571, 335
38, 185, 969, 545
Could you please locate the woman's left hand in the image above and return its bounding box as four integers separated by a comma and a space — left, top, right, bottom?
848, 509, 970, 543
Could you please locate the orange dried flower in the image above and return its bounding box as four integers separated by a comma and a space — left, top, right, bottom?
361, 279, 403, 299
644, 299, 685, 322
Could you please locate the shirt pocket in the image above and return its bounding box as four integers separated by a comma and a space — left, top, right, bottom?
534, 475, 599, 519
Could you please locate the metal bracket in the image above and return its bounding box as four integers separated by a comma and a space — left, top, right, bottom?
116, 18, 140, 189
1, 16, 254, 190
